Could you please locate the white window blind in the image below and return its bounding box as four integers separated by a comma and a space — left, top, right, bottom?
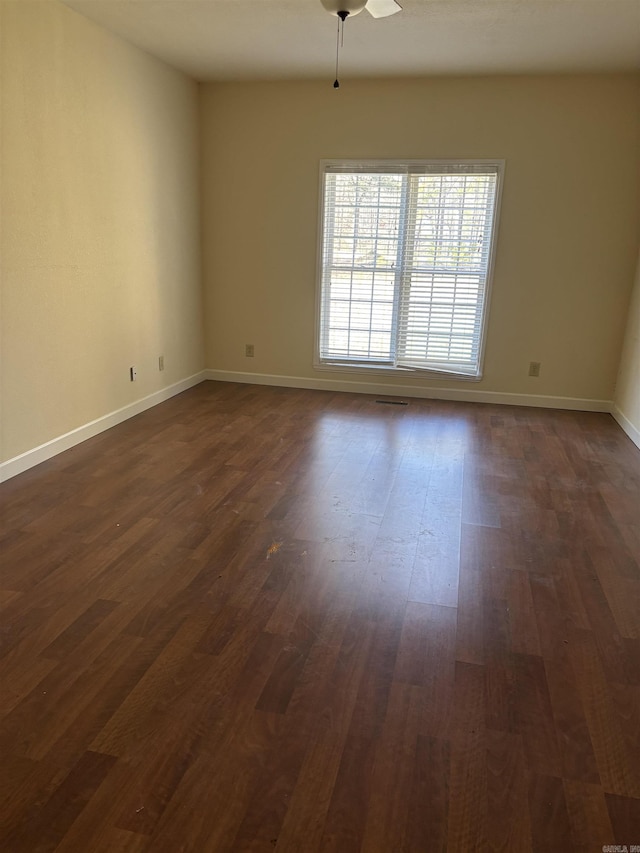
317, 160, 503, 378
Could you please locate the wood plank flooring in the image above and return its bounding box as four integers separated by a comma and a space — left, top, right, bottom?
1, 381, 639, 851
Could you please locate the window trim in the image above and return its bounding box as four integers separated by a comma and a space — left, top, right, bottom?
313, 158, 505, 381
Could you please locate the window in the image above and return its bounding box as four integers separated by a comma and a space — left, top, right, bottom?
316, 160, 503, 379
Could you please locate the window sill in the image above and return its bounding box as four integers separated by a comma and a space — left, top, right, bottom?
313, 361, 483, 383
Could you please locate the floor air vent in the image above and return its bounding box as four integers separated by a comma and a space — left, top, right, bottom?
375, 400, 408, 406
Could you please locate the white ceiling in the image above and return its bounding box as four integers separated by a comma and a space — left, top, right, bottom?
61, 0, 640, 81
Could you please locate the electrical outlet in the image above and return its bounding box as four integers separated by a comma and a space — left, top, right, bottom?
245, 344, 255, 358
130, 366, 137, 381
158, 355, 164, 371
529, 361, 541, 377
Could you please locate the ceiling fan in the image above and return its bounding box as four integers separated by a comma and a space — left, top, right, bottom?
320, 0, 402, 19
320, 0, 403, 87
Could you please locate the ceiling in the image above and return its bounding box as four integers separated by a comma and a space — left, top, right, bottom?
60, 0, 640, 81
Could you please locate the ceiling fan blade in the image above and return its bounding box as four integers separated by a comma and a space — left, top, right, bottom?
365, 0, 402, 18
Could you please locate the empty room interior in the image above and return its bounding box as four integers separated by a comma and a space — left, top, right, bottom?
1, 0, 640, 850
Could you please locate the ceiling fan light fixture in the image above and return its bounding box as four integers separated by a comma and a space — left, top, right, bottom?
320, 0, 367, 17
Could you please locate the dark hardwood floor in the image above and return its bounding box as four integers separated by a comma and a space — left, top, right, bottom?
1, 380, 639, 852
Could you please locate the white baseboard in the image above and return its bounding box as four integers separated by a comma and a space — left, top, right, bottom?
0, 372, 207, 483
204, 369, 612, 413
611, 404, 640, 450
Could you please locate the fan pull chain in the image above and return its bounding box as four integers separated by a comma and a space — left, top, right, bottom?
333, 10, 349, 89
334, 16, 340, 88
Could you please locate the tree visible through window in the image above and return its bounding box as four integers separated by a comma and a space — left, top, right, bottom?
317, 161, 503, 378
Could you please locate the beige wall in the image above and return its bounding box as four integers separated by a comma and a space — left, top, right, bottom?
200, 76, 640, 403
615, 250, 640, 439
1, 0, 204, 463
